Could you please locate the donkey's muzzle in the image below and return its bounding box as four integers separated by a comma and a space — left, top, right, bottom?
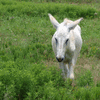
56, 57, 64, 62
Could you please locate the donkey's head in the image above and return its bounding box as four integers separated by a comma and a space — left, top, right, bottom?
48, 14, 83, 62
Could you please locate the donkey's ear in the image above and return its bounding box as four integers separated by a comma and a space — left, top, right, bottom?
68, 18, 83, 30
48, 13, 59, 29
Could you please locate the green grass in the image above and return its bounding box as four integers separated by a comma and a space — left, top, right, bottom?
0, 0, 100, 99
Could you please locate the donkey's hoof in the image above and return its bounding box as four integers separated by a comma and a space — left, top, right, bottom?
70, 74, 74, 80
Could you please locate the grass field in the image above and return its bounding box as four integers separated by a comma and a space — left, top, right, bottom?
0, 0, 100, 99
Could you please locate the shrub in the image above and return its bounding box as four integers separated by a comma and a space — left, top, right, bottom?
73, 87, 100, 100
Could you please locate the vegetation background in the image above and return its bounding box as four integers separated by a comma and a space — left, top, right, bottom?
0, 0, 100, 99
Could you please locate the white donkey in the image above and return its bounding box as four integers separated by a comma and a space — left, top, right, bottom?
48, 13, 83, 79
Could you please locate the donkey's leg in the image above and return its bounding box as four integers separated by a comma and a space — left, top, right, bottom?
69, 50, 80, 79
64, 63, 70, 78
68, 61, 75, 79
68, 54, 78, 79
59, 62, 66, 79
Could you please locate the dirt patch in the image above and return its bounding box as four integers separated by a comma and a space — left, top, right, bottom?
76, 56, 100, 85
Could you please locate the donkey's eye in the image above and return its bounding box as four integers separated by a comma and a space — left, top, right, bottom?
55, 38, 58, 45
65, 39, 69, 44
55, 38, 57, 43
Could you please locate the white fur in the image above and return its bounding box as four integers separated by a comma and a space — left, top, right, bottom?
48, 13, 83, 79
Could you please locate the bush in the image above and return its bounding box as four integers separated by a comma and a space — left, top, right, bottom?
73, 87, 100, 100
0, 60, 100, 99
0, 0, 98, 19
0, 61, 64, 99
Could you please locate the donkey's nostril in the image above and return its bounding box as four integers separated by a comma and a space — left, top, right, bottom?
56, 57, 64, 62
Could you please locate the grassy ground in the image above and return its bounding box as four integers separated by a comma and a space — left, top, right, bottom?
0, 0, 100, 99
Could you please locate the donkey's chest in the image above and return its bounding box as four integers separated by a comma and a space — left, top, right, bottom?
64, 51, 74, 63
